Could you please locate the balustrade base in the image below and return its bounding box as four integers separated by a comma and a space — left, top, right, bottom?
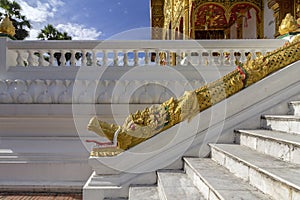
277, 32, 300, 41
83, 171, 156, 199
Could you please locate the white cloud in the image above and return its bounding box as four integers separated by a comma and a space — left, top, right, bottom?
9, 0, 102, 40
15, 0, 64, 23
27, 28, 40, 40
56, 23, 102, 40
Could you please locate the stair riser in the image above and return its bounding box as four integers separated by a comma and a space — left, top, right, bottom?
261, 118, 300, 134
0, 162, 91, 182
129, 187, 159, 200
157, 178, 167, 200
289, 102, 300, 116
184, 162, 221, 200
83, 188, 127, 200
239, 134, 300, 164
211, 148, 300, 200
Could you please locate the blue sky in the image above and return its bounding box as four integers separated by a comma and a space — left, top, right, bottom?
12, 0, 150, 40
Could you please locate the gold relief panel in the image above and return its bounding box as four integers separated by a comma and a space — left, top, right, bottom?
194, 0, 263, 11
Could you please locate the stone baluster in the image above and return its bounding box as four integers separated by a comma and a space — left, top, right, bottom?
176, 50, 182, 66
92, 50, 97, 66
113, 50, 118, 67
81, 50, 87, 66
219, 50, 224, 66
133, 50, 139, 66
27, 50, 35, 66
186, 50, 191, 65
123, 50, 128, 67
155, 50, 160, 65
230, 50, 235, 66
251, 50, 257, 60
145, 50, 149, 65
60, 50, 67, 67
197, 50, 202, 65
16, 50, 24, 66
166, 51, 170, 66
222, 50, 229, 66
70, 50, 76, 67
38, 50, 46, 66
208, 50, 213, 66
49, 50, 55, 66
103, 50, 108, 67
240, 50, 247, 63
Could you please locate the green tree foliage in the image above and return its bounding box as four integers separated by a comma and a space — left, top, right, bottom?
0, 0, 31, 40
37, 24, 72, 40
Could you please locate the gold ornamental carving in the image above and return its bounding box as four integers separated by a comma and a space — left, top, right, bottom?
279, 13, 299, 35
0, 16, 15, 37
87, 34, 300, 157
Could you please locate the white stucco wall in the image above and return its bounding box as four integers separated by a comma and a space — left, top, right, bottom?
230, 23, 237, 39
243, 8, 257, 39
264, 0, 276, 39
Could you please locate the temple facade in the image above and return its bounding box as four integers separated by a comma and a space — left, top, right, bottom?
151, 0, 300, 40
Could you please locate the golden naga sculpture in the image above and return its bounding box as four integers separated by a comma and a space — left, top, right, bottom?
87, 35, 300, 157
279, 13, 299, 35
0, 16, 15, 37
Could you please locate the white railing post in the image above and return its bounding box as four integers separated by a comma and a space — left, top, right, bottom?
0, 37, 8, 72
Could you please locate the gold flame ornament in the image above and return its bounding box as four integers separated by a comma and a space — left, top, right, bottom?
279, 13, 298, 35
0, 16, 15, 37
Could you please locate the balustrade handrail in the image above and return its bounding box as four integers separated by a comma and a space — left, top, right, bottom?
6, 39, 285, 50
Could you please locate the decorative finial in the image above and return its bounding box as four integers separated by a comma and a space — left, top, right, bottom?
279, 13, 298, 35
0, 16, 16, 37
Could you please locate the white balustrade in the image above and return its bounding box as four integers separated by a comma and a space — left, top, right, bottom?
0, 38, 286, 70
0, 37, 287, 87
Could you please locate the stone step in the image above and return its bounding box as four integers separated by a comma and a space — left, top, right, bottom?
129, 186, 159, 200
0, 180, 85, 193
184, 157, 273, 200
0, 158, 90, 188
289, 101, 300, 116
0, 137, 92, 191
210, 144, 300, 200
236, 129, 300, 164
261, 115, 300, 134
0, 137, 93, 156
157, 171, 205, 200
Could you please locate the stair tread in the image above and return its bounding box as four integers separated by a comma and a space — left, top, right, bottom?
184, 158, 273, 200
289, 101, 300, 104
129, 186, 159, 200
0, 151, 88, 162
262, 115, 300, 120
158, 171, 205, 200
210, 144, 300, 190
237, 129, 300, 145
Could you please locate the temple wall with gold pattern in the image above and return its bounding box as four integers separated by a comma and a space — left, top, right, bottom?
267, 0, 300, 37
151, 0, 299, 39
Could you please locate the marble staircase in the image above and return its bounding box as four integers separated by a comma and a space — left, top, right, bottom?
0, 105, 96, 192
128, 100, 300, 200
